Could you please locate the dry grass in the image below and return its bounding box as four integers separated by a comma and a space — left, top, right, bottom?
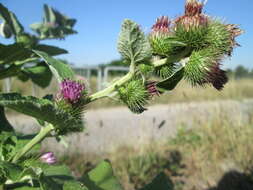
59, 110, 253, 190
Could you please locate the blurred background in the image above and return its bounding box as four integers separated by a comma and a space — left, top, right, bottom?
1, 0, 253, 190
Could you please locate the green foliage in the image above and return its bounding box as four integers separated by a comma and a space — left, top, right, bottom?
20, 62, 53, 88
0, 161, 23, 182
34, 44, 68, 56
30, 4, 77, 40
155, 63, 176, 79
117, 79, 149, 114
80, 160, 123, 190
0, 106, 14, 132
0, 43, 33, 66
0, 21, 12, 38
0, 3, 75, 84
33, 51, 75, 82
0, 132, 17, 161
16, 33, 38, 48
0, 3, 24, 36
157, 67, 185, 92
118, 19, 152, 65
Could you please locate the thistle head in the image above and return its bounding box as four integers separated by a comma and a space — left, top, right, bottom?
185, 0, 204, 16
40, 152, 56, 164
184, 48, 228, 90
175, 0, 208, 30
151, 16, 170, 34
59, 79, 85, 104
118, 80, 149, 114
206, 63, 228, 90
149, 16, 177, 56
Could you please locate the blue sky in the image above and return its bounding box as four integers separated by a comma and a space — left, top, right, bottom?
1, 0, 253, 69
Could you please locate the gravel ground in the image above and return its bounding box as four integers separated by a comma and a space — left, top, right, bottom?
7, 99, 253, 156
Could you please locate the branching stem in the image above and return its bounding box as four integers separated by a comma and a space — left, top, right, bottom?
88, 47, 191, 102
12, 124, 54, 163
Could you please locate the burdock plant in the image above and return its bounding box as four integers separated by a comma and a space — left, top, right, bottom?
0, 0, 242, 189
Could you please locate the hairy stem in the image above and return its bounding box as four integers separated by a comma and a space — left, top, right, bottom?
88, 47, 191, 102
12, 124, 54, 163
88, 62, 135, 102
152, 47, 192, 67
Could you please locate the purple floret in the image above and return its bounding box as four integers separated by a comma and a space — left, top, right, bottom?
40, 152, 56, 164
60, 79, 85, 104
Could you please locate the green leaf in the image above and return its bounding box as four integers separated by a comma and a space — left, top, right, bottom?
0, 133, 17, 161
81, 160, 123, 190
0, 93, 84, 135
0, 3, 24, 36
9, 186, 40, 190
39, 174, 62, 190
0, 106, 14, 133
0, 43, 33, 65
34, 44, 68, 56
30, 4, 77, 40
33, 50, 74, 82
139, 173, 173, 190
22, 62, 53, 88
43, 4, 56, 23
39, 165, 74, 190
118, 19, 151, 64
63, 181, 88, 190
0, 161, 23, 181
156, 67, 185, 92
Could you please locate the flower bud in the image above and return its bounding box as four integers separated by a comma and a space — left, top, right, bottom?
40, 152, 56, 164
184, 48, 228, 90
149, 16, 174, 56
118, 80, 149, 114
59, 79, 85, 104
175, 0, 208, 30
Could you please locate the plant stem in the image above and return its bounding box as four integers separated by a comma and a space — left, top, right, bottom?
152, 47, 192, 68
88, 47, 192, 102
12, 124, 54, 163
88, 62, 135, 102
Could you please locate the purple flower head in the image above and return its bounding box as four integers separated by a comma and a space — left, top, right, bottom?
152, 16, 171, 34
175, 0, 208, 30
40, 152, 56, 164
146, 81, 160, 97
60, 79, 85, 104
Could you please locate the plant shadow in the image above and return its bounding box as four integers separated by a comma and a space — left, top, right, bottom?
207, 170, 253, 190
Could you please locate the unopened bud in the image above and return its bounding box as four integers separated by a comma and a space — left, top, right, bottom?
40, 152, 56, 164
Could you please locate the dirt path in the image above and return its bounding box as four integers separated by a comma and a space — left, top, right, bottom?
7, 99, 253, 155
